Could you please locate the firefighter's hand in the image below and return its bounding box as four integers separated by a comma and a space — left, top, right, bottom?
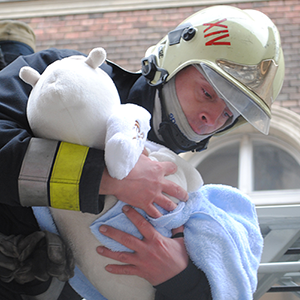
0, 231, 75, 284
99, 152, 189, 218
97, 205, 189, 286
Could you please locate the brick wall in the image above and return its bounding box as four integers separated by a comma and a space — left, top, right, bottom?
17, 0, 300, 114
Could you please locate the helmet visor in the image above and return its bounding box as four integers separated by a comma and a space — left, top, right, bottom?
197, 63, 270, 135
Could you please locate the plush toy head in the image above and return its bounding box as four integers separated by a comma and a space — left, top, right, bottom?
19, 47, 151, 179
20, 47, 120, 149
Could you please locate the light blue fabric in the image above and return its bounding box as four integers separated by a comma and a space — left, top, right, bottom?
33, 184, 263, 300
90, 184, 263, 300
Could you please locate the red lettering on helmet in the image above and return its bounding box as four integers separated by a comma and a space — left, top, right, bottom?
205, 33, 230, 46
203, 18, 231, 46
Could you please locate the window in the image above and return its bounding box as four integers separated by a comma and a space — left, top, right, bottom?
253, 139, 300, 191
195, 141, 239, 188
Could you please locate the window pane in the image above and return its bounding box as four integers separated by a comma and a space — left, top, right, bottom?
196, 143, 239, 187
253, 141, 300, 191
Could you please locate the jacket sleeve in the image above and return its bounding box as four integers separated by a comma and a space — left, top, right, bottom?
154, 260, 212, 300
0, 48, 106, 213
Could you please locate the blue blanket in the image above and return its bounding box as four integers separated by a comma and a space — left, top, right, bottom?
34, 184, 263, 300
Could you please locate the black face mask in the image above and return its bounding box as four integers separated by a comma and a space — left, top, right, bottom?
158, 119, 211, 154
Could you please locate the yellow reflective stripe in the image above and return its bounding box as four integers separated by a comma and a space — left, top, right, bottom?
50, 142, 89, 211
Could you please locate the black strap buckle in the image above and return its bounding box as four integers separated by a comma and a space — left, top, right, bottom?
141, 55, 169, 86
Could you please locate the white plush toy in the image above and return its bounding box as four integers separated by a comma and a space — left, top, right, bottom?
19, 47, 151, 180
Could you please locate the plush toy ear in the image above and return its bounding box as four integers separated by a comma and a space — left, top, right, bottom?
85, 47, 106, 69
19, 66, 41, 88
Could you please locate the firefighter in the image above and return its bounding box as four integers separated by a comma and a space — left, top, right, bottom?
0, 6, 284, 299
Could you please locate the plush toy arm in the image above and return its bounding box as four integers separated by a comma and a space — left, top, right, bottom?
105, 104, 151, 180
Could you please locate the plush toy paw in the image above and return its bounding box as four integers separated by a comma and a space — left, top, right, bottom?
105, 104, 151, 180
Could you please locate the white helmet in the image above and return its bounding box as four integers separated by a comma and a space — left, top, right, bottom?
142, 5, 285, 137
